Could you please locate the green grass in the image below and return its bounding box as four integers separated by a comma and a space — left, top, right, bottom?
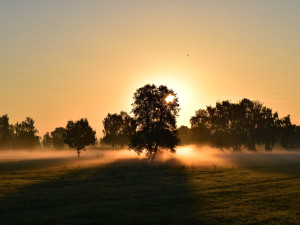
0, 154, 299, 225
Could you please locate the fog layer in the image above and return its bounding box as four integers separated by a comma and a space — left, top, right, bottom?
1, 146, 300, 170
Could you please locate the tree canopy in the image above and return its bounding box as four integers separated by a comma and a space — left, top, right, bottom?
13, 117, 40, 149
129, 84, 180, 159
190, 98, 300, 151
101, 111, 136, 148
42, 132, 52, 149
51, 127, 66, 149
64, 118, 96, 157
177, 125, 193, 146
0, 114, 12, 149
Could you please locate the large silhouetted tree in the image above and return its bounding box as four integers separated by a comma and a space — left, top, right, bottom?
129, 84, 180, 159
102, 111, 136, 148
64, 118, 96, 157
51, 127, 66, 149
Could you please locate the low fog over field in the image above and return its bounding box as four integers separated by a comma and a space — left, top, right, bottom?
1, 146, 300, 170
1, 146, 299, 225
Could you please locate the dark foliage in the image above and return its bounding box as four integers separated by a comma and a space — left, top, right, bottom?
0, 114, 13, 149
129, 84, 180, 159
64, 118, 96, 157
190, 98, 300, 151
178, 126, 193, 145
51, 127, 66, 149
13, 117, 40, 149
101, 111, 136, 148
0, 115, 40, 149
42, 132, 52, 148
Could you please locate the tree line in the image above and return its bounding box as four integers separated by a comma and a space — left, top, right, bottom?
0, 115, 96, 157
0, 84, 179, 158
181, 99, 300, 151
101, 98, 300, 152
1, 85, 299, 158
0, 116, 40, 149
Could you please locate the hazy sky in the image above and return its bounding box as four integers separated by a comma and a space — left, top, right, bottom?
1, 0, 299, 137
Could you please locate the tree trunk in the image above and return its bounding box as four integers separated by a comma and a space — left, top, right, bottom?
77, 149, 81, 158
150, 143, 158, 162
150, 152, 156, 162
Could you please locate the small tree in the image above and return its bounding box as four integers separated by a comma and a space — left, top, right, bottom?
51, 127, 66, 149
64, 118, 96, 157
129, 84, 180, 159
102, 111, 136, 148
42, 132, 52, 149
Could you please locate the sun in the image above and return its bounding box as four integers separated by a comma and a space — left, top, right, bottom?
165, 94, 175, 103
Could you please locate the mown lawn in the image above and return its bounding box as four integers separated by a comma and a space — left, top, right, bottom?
0, 155, 299, 225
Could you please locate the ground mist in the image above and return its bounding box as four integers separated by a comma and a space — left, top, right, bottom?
0, 147, 299, 224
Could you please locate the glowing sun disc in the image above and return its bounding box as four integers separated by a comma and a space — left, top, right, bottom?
165, 94, 175, 103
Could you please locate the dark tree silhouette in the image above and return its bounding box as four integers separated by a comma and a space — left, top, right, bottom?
51, 127, 66, 149
190, 109, 211, 145
0, 114, 13, 149
13, 117, 40, 149
277, 115, 298, 149
129, 84, 180, 159
42, 132, 52, 149
101, 111, 136, 148
190, 98, 298, 151
64, 118, 96, 157
178, 126, 193, 145
296, 126, 300, 148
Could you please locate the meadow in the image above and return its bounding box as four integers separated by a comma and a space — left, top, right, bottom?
0, 147, 299, 225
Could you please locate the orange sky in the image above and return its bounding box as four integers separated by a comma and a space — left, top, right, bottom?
0, 1, 299, 137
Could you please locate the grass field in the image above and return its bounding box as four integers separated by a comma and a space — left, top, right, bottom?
0, 147, 299, 225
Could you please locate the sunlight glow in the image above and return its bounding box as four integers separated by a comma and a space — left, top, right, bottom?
165, 94, 175, 103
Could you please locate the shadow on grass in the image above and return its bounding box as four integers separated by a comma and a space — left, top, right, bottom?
0, 158, 209, 225
1, 157, 299, 225
0, 158, 76, 172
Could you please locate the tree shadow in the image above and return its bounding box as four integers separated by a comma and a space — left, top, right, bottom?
0, 157, 76, 172
0, 158, 210, 225
1, 157, 299, 225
